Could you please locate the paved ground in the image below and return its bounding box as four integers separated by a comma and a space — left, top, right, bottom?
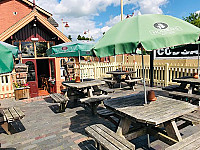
0, 84, 200, 150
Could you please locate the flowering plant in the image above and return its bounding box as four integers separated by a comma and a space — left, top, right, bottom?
13, 82, 29, 88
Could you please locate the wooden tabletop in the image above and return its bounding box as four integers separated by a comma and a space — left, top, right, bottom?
106, 71, 136, 75
172, 76, 200, 84
62, 80, 105, 89
104, 93, 198, 125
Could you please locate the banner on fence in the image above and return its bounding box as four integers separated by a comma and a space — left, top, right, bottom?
155, 44, 199, 59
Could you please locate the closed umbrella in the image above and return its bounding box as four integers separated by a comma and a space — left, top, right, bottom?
0, 43, 14, 74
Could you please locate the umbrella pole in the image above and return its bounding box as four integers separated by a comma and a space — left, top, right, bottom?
142, 48, 150, 148
198, 44, 199, 79
142, 49, 147, 104
78, 50, 83, 82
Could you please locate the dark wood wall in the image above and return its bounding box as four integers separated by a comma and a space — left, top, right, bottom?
6, 21, 63, 45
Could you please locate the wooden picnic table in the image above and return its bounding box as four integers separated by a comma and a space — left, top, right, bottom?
62, 79, 105, 97
106, 71, 137, 88
62, 79, 107, 114
172, 76, 200, 94
104, 93, 198, 145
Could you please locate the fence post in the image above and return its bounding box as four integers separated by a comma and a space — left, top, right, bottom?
133, 62, 137, 78
94, 63, 96, 79
164, 63, 169, 87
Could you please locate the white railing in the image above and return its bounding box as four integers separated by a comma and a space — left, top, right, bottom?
79, 62, 199, 87
0, 73, 14, 99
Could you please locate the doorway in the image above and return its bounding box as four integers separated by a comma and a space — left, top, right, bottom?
36, 59, 50, 96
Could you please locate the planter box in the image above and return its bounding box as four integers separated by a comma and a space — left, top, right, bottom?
14, 87, 30, 100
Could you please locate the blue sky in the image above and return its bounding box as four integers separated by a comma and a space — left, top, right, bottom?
36, 0, 200, 41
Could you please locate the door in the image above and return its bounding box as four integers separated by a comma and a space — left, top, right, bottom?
22, 59, 39, 97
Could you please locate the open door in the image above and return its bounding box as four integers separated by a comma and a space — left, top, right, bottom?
22, 59, 39, 97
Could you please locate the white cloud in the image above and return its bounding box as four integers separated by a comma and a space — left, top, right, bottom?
196, 10, 200, 14
138, 0, 168, 14
34, 0, 168, 41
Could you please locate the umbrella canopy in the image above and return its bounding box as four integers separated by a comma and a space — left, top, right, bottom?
0, 41, 18, 58
47, 41, 95, 57
92, 14, 200, 57
0, 43, 14, 74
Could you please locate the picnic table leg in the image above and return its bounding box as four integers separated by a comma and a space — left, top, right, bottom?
87, 87, 93, 97
1, 122, 11, 135
130, 82, 136, 91
164, 120, 182, 142
64, 90, 68, 99
188, 84, 195, 94
59, 103, 66, 112
90, 102, 99, 115
116, 117, 131, 137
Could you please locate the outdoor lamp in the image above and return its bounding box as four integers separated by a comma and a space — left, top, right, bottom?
65, 22, 69, 28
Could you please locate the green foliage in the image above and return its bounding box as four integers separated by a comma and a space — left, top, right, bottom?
77, 35, 95, 41
183, 13, 200, 28
67, 35, 72, 41
77, 35, 82, 40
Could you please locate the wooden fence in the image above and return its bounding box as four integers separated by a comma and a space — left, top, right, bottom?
79, 62, 199, 87
0, 62, 198, 99
0, 73, 14, 99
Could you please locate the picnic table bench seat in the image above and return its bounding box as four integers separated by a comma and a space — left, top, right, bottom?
80, 95, 111, 114
98, 86, 115, 94
85, 124, 135, 150
103, 79, 117, 88
179, 109, 200, 126
125, 78, 142, 90
0, 107, 25, 135
162, 85, 180, 91
97, 108, 120, 127
50, 93, 69, 112
165, 130, 200, 150
169, 91, 200, 105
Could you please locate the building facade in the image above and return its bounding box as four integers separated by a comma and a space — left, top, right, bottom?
0, 0, 71, 98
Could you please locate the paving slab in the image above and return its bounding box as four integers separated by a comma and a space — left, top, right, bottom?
0, 84, 200, 149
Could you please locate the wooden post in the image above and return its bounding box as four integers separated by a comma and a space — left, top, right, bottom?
164, 63, 169, 87
150, 51, 154, 87
133, 62, 137, 78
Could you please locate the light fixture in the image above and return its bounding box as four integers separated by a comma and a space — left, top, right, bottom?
33, 16, 37, 27
65, 22, 69, 28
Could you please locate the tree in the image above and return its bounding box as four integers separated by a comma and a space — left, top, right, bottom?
183, 13, 200, 28
77, 35, 82, 40
67, 35, 72, 41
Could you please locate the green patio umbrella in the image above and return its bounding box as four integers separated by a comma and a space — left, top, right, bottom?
92, 14, 200, 148
0, 43, 14, 74
0, 41, 18, 58
46, 41, 95, 59
92, 14, 200, 104
93, 14, 200, 57
47, 41, 95, 82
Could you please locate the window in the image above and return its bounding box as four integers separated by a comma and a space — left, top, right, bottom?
50, 60, 55, 79
60, 59, 66, 78
36, 42, 48, 57
13, 41, 19, 48
21, 42, 34, 58
49, 41, 55, 47
25, 61, 35, 81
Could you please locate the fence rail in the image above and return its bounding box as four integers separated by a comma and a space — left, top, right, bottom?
79, 62, 199, 87
0, 62, 199, 99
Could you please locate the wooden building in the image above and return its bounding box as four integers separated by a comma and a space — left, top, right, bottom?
0, 0, 71, 98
